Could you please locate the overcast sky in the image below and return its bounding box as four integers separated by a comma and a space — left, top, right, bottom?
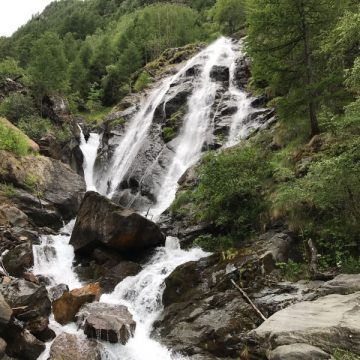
0, 0, 55, 37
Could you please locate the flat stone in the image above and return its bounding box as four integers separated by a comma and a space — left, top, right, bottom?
76, 302, 136, 344
269, 343, 331, 360
251, 292, 360, 355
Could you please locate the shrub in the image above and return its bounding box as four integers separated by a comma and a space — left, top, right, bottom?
0, 122, 29, 156
0, 93, 36, 124
18, 116, 53, 142
134, 71, 151, 92
193, 143, 270, 244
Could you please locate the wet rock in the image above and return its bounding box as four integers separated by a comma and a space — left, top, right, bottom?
0, 279, 51, 334
233, 57, 250, 90
100, 261, 142, 294
77, 302, 136, 344
52, 283, 100, 325
5, 327, 45, 360
251, 292, 360, 356
0, 294, 12, 333
210, 66, 229, 83
2, 242, 33, 277
34, 326, 56, 342
269, 343, 331, 360
22, 272, 39, 285
70, 191, 165, 255
48, 283, 69, 301
49, 333, 101, 360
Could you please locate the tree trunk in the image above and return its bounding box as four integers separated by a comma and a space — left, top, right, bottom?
301, 3, 320, 137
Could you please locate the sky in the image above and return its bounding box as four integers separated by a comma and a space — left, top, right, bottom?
0, 0, 55, 37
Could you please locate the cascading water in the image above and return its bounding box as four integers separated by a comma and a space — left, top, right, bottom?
33, 37, 263, 360
79, 129, 101, 191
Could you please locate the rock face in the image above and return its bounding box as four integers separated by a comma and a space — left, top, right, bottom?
76, 302, 136, 344
49, 333, 101, 360
251, 291, 360, 356
70, 191, 165, 255
52, 283, 100, 325
0, 150, 85, 228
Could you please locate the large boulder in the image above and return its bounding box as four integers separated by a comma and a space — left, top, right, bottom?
76, 302, 136, 344
2, 241, 33, 277
0, 150, 85, 228
251, 291, 360, 356
49, 333, 101, 360
70, 191, 165, 255
52, 283, 100, 325
5, 327, 45, 360
0, 279, 51, 335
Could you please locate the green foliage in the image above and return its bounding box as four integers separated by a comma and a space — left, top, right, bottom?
194, 234, 234, 251
194, 143, 270, 243
23, 173, 40, 193
0, 121, 29, 156
0, 57, 25, 82
0, 93, 36, 124
17, 116, 53, 142
277, 260, 305, 282
134, 71, 151, 92
245, 0, 345, 136
28, 32, 68, 101
170, 190, 195, 219
211, 0, 245, 35
333, 349, 360, 360
0, 183, 16, 197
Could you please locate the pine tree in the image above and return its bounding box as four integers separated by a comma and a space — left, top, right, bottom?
245, 0, 343, 136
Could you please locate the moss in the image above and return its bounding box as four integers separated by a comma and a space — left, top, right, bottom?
0, 120, 29, 156
0, 183, 16, 197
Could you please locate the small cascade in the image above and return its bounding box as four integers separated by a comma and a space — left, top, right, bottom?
100, 237, 208, 360
32, 220, 81, 289
151, 38, 250, 216
79, 128, 101, 192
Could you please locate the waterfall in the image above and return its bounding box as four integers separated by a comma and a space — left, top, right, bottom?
79, 129, 101, 192
33, 37, 263, 360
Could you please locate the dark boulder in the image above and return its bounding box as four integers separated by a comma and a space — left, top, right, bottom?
2, 242, 33, 277
5, 326, 45, 360
49, 333, 101, 360
76, 302, 136, 344
100, 261, 142, 294
0, 279, 51, 335
210, 66, 230, 83
70, 191, 165, 255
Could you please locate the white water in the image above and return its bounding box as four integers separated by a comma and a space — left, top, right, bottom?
32, 37, 258, 360
151, 38, 252, 217
79, 129, 101, 191
100, 237, 207, 360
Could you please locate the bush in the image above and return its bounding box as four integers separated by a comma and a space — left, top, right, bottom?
193, 143, 270, 244
134, 71, 151, 92
0, 93, 36, 124
0, 122, 29, 156
18, 116, 53, 142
